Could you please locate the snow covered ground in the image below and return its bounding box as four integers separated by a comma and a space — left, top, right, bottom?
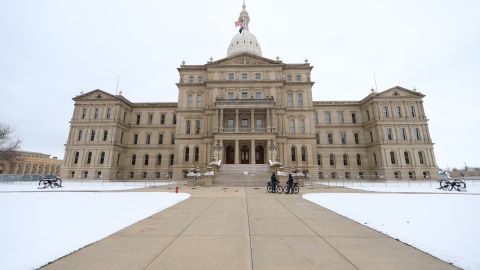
304, 193, 480, 270
0, 180, 173, 192
316, 180, 480, 194
0, 192, 190, 270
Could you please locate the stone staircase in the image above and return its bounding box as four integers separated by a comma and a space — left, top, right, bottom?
214, 164, 272, 187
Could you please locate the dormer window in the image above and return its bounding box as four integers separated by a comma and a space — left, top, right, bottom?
296, 74, 302, 81
286, 74, 292, 81
188, 76, 194, 83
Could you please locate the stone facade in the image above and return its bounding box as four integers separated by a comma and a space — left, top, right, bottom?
60, 4, 438, 181
0, 151, 62, 176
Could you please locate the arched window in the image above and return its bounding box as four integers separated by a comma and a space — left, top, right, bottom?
87, 152, 92, 164
132, 154, 136, 166
185, 147, 190, 162
74, 152, 79, 164
194, 146, 200, 162
100, 152, 105, 164
301, 146, 307, 162
356, 154, 362, 166
418, 151, 424, 164
156, 154, 162, 165
390, 151, 396, 164
291, 146, 297, 162
329, 154, 335, 166
343, 154, 348, 166
144, 154, 149, 166
404, 151, 410, 164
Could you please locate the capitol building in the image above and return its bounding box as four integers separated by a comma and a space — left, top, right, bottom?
60, 3, 438, 181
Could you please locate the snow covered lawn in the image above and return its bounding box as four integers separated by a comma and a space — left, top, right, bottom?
0, 180, 172, 192
0, 192, 190, 270
303, 193, 480, 270
317, 180, 480, 194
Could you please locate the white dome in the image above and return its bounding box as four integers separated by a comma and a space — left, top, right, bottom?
227, 30, 262, 57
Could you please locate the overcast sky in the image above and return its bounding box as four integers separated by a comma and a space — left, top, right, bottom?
0, 0, 479, 169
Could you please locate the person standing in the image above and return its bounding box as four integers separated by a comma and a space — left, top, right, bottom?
271, 173, 278, 193
286, 174, 294, 194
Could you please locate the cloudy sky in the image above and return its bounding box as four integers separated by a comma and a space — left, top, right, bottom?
0, 0, 479, 169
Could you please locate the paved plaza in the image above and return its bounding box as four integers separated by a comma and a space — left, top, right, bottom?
42, 187, 457, 270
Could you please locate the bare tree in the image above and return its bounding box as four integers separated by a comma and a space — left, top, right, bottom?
0, 124, 21, 166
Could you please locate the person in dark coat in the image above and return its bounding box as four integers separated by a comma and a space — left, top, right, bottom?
286, 174, 294, 194
270, 173, 278, 193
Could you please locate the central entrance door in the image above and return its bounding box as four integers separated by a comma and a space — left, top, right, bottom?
226, 145, 235, 164
255, 145, 265, 164
240, 145, 249, 164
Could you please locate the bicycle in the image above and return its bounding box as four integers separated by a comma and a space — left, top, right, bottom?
38, 176, 63, 189
283, 183, 299, 194
266, 182, 283, 194
439, 179, 466, 191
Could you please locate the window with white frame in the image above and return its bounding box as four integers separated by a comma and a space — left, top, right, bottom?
287, 94, 293, 107
324, 112, 331, 124
395, 106, 402, 118
228, 73, 235, 80
297, 93, 303, 107
187, 95, 192, 107
383, 106, 389, 118
256, 119, 262, 129
299, 119, 305, 134
241, 92, 248, 99
255, 92, 262, 99
337, 112, 344, 124
414, 128, 421, 140
289, 119, 295, 133
255, 73, 261, 80
399, 128, 407, 140
296, 74, 301, 81
386, 128, 393, 140
228, 92, 235, 99
286, 74, 292, 81
196, 95, 203, 107
241, 73, 248, 80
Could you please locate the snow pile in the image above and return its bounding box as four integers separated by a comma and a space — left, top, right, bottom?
318, 180, 480, 194
304, 193, 480, 270
0, 192, 190, 270
0, 181, 171, 192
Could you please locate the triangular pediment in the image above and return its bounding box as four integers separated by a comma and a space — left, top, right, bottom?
210, 53, 281, 66
73, 89, 117, 101
375, 86, 425, 98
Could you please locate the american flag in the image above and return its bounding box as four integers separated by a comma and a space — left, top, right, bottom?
235, 19, 243, 27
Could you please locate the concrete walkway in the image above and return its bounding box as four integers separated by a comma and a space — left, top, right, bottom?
43, 187, 457, 270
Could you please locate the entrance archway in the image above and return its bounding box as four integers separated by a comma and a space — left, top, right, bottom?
255, 145, 265, 164
226, 145, 234, 164
241, 145, 249, 164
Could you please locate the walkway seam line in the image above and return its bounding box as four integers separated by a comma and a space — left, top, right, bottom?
141, 197, 218, 270
245, 188, 255, 270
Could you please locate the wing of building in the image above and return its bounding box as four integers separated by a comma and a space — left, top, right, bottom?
60, 3, 438, 181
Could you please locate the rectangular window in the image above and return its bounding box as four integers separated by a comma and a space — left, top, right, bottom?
341, 133, 346, 144
186, 120, 191, 134
195, 120, 200, 134
158, 134, 163, 144
241, 117, 248, 128
296, 74, 301, 81
156, 155, 162, 165
106, 108, 111, 120
241, 73, 248, 80
77, 129, 83, 141
255, 92, 262, 99
194, 147, 199, 162
316, 134, 320, 144
197, 76, 204, 83
228, 73, 234, 80
81, 108, 87, 119
133, 134, 138, 144
289, 119, 295, 133
120, 132, 124, 143
338, 112, 344, 124
94, 108, 99, 119
297, 93, 303, 107
103, 130, 108, 141
387, 128, 393, 140
299, 119, 305, 134
352, 113, 357, 123
383, 106, 389, 118
148, 114, 153, 124
396, 106, 402, 118
196, 95, 203, 107
328, 133, 333, 144
227, 119, 234, 129
228, 92, 235, 99
90, 130, 95, 141
256, 119, 262, 129
169, 154, 174, 165
173, 114, 177, 124
160, 114, 165, 124
136, 114, 141, 125
287, 94, 293, 107
354, 133, 359, 144
324, 112, 331, 124
317, 154, 322, 166
414, 128, 421, 140
187, 95, 193, 107
400, 128, 407, 140
286, 74, 292, 81
242, 92, 248, 99
188, 75, 194, 83
171, 134, 175, 144
366, 110, 370, 121
146, 134, 151, 144
410, 106, 416, 117
370, 131, 374, 142
255, 73, 261, 80
314, 112, 318, 124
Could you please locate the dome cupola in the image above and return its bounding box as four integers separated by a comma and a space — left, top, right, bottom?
227, 2, 262, 57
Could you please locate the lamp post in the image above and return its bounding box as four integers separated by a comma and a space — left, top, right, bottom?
268, 140, 278, 162
213, 142, 223, 162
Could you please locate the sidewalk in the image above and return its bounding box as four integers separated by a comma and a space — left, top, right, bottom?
42, 187, 457, 270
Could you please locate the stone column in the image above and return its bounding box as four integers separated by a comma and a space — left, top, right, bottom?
266, 109, 270, 132
220, 109, 224, 131
215, 109, 219, 132
235, 140, 239, 164
251, 108, 255, 132
235, 109, 239, 132
271, 109, 276, 133
219, 140, 224, 162
251, 140, 255, 164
